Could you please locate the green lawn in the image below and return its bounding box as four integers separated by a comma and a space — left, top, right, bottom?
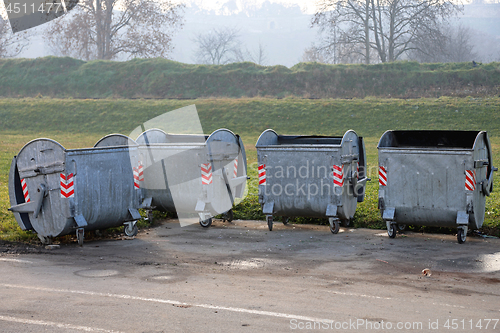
2, 97, 500, 242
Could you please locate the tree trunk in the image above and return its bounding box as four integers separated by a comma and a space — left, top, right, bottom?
364, 0, 370, 64
95, 0, 104, 59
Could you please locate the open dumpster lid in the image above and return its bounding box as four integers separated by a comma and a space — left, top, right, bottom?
378, 130, 481, 149
256, 129, 360, 147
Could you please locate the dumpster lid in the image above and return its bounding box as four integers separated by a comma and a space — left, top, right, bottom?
256, 129, 362, 147
378, 130, 481, 149
94, 134, 137, 148
136, 128, 209, 145
256, 129, 356, 147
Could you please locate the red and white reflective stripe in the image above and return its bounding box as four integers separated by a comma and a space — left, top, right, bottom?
465, 170, 476, 191
133, 162, 144, 189
138, 162, 144, 182
333, 165, 343, 187
21, 178, 30, 203
201, 163, 213, 185
379, 166, 387, 186
133, 167, 140, 189
258, 164, 266, 185
233, 157, 238, 178
60, 173, 75, 198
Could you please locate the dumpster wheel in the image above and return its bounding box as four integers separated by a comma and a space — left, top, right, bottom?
223, 209, 234, 223
200, 218, 212, 228
76, 228, 84, 246
124, 223, 138, 237
267, 216, 273, 231
457, 228, 467, 244
387, 223, 397, 239
282, 217, 290, 225
329, 218, 340, 234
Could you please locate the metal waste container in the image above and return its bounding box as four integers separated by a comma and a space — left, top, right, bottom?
135, 128, 247, 227
8, 134, 143, 245
256, 129, 369, 233
378, 130, 497, 243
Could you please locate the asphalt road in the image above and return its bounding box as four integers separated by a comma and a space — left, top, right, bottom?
0, 219, 499, 332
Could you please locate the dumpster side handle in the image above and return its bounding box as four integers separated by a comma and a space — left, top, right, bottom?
8, 183, 46, 218
481, 166, 498, 196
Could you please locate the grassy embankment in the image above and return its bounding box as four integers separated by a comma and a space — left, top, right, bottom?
0, 57, 499, 99
1, 97, 500, 242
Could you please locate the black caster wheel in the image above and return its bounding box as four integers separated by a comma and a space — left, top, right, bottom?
200, 218, 212, 228
267, 216, 273, 231
457, 228, 466, 244
387, 224, 397, 239
224, 209, 234, 223
329, 219, 340, 234
77, 228, 85, 246
124, 223, 138, 237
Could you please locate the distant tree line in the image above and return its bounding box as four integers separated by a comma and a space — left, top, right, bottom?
306, 0, 479, 64
193, 27, 268, 66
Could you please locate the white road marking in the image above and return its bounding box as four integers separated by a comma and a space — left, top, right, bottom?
431, 302, 500, 312
0, 258, 33, 264
0, 315, 124, 332
1, 283, 334, 323
328, 290, 392, 300
432, 302, 467, 309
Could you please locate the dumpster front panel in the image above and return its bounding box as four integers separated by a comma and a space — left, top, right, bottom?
140, 144, 207, 214
68, 146, 140, 231
257, 147, 342, 218
256, 129, 365, 221
379, 149, 473, 227
138, 129, 247, 222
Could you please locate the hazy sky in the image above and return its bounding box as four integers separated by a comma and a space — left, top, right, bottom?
187, 0, 319, 13
1, 0, 318, 20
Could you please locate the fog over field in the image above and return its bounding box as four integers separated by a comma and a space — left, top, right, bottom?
10, 0, 500, 66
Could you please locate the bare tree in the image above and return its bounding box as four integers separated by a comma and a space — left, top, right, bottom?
409, 23, 477, 62
302, 41, 368, 64
44, 0, 184, 60
371, 0, 460, 62
313, 0, 372, 64
0, 18, 30, 57
302, 45, 327, 63
193, 27, 243, 65
312, 0, 461, 63
446, 24, 477, 62
246, 42, 268, 65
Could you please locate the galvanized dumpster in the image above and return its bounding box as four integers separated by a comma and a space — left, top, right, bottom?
135, 128, 247, 227
256, 129, 369, 233
8, 135, 143, 245
378, 130, 497, 243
